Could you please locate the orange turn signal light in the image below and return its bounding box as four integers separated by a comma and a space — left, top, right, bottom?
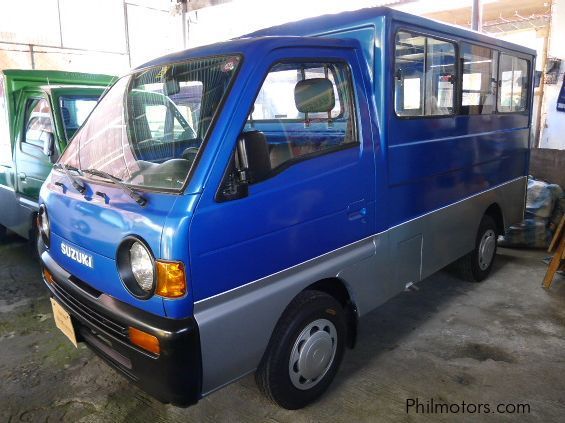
43, 268, 55, 284
128, 327, 160, 355
155, 260, 186, 298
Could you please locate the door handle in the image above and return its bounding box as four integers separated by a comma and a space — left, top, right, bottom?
347, 199, 367, 221
18, 172, 27, 182
348, 207, 367, 221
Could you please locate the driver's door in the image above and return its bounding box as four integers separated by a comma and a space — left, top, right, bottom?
191, 46, 378, 301
15, 94, 56, 200
189, 45, 380, 394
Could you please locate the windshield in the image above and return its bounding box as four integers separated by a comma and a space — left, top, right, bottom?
59, 95, 100, 140
59, 55, 241, 191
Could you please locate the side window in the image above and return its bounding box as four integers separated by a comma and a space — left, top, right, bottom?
498, 54, 529, 113
394, 31, 456, 117
251, 65, 343, 121
247, 61, 356, 171
24, 98, 53, 148
0, 76, 11, 162
460, 44, 497, 115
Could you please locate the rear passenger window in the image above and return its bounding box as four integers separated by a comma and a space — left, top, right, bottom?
394, 31, 456, 117
498, 54, 529, 112
248, 62, 356, 170
460, 44, 497, 115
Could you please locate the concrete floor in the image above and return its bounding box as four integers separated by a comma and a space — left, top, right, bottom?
1, 236, 564, 422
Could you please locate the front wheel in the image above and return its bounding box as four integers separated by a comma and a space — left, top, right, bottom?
255, 290, 346, 409
456, 215, 498, 282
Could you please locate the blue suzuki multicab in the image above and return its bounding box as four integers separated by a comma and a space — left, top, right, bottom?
39, 7, 534, 409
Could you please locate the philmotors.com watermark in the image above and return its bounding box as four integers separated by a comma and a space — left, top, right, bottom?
406, 397, 531, 415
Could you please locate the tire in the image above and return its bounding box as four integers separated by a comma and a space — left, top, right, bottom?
28, 218, 41, 260
255, 290, 346, 410
0, 224, 7, 243
456, 215, 498, 282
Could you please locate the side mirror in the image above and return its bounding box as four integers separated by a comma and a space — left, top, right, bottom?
216, 168, 249, 202
40, 131, 56, 162
215, 153, 249, 202
237, 131, 271, 183
215, 131, 271, 202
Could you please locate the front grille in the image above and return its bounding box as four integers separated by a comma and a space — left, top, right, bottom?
51, 280, 128, 341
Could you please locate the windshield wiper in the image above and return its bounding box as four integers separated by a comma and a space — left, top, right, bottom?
53, 163, 86, 194
81, 168, 147, 207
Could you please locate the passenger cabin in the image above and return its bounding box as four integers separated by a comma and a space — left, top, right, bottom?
244, 7, 534, 229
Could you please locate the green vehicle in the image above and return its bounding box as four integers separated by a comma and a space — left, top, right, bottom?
0, 70, 115, 243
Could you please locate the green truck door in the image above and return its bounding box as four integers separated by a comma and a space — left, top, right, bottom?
15, 94, 55, 202
0, 75, 18, 234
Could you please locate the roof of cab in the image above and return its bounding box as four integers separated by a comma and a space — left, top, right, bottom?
39, 85, 107, 95
1, 69, 115, 86
243, 7, 536, 57
135, 36, 362, 70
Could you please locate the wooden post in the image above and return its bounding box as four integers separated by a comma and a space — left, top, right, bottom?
543, 216, 565, 289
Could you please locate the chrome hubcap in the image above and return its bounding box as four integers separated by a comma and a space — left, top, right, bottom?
478, 229, 496, 270
289, 318, 337, 390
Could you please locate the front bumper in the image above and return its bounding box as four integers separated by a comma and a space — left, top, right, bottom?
40, 251, 202, 406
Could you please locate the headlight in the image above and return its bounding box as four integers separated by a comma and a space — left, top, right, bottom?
117, 238, 156, 299
117, 237, 187, 300
130, 242, 154, 291
37, 205, 50, 245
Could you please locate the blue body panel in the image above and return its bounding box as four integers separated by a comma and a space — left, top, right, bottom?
48, 231, 166, 315
243, 7, 533, 229
40, 8, 534, 320
41, 175, 197, 317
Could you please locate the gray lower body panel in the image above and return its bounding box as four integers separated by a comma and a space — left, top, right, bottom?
194, 176, 527, 395
0, 185, 38, 239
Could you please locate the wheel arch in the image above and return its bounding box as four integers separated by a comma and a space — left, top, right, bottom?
303, 277, 358, 349
484, 202, 505, 235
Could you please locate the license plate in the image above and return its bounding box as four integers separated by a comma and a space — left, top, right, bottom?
50, 298, 78, 348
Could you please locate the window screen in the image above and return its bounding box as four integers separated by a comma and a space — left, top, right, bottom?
460, 44, 497, 115
394, 31, 456, 117
498, 54, 529, 112
60, 56, 240, 191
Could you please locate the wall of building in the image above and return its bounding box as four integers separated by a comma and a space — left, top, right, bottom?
0, 0, 183, 74
184, 0, 403, 47
539, 0, 565, 149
